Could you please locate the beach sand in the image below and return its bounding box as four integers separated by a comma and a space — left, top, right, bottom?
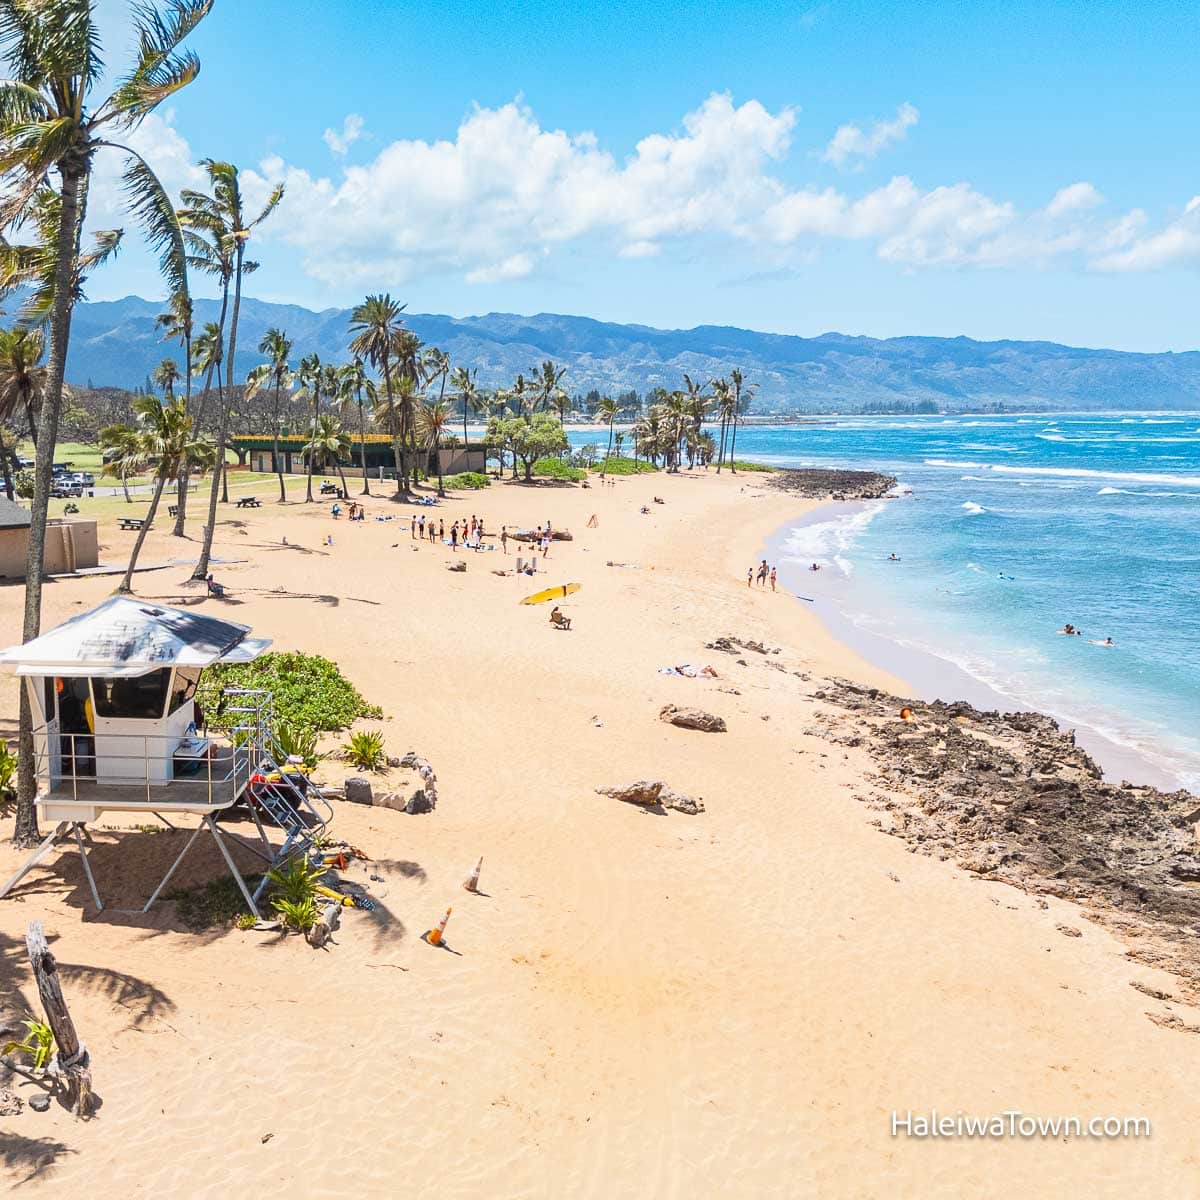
1, 467, 1197, 1197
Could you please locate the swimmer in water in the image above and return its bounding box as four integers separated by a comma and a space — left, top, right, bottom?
1057, 623, 1078, 636
887, 553, 900, 562
1091, 636, 1115, 647
810, 562, 821, 572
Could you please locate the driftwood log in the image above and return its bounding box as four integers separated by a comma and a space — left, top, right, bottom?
25, 921, 92, 1117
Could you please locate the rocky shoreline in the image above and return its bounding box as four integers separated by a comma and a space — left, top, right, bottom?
763, 468, 898, 500
810, 678, 1200, 1007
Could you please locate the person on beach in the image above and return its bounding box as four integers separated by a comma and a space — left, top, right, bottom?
757, 559, 768, 587
419, 514, 426, 538
747, 567, 754, 588
411, 515, 417, 539
542, 532, 551, 558
331, 503, 341, 519
450, 522, 459, 551
438, 518, 445, 542
501, 526, 509, 553
429, 519, 436, 544
769, 566, 777, 592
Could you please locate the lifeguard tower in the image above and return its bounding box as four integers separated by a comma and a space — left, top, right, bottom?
0, 598, 330, 916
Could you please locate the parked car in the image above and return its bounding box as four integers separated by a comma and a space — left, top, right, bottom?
50, 480, 83, 498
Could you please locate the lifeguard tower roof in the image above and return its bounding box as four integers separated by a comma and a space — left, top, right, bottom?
0, 596, 271, 676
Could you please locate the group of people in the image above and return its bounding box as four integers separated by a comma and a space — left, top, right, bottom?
748, 559, 777, 591
331, 501, 366, 521
1058, 623, 1114, 646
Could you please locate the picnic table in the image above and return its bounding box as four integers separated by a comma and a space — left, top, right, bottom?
236, 496, 261, 509
118, 517, 145, 531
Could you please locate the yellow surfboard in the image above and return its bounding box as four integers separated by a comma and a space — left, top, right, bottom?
520, 583, 582, 605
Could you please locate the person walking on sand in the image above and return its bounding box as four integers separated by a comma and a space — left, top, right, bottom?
769, 566, 777, 592
542, 531, 551, 558
438, 518, 445, 542
411, 515, 417, 539
419, 514, 425, 538
451, 522, 459, 551
747, 567, 754, 588
757, 559, 768, 588
501, 525, 509, 554
429, 519, 437, 544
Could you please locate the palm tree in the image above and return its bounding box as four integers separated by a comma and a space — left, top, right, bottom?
303, 413, 352, 498
156, 290, 195, 534
183, 160, 283, 579
296, 352, 324, 502
152, 358, 180, 401
348, 294, 409, 497
0, 328, 45, 455
0, 0, 210, 847
596, 396, 618, 475
417, 399, 452, 497
727, 369, 756, 473
681, 373, 709, 468
372, 375, 417, 491
339, 358, 371, 495
711, 377, 732, 472
256, 327, 292, 501
98, 422, 141, 502
118, 396, 215, 593
535, 360, 566, 422
450, 365, 478, 471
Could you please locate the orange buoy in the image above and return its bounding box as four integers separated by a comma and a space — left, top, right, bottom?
426, 906, 452, 946
463, 857, 483, 894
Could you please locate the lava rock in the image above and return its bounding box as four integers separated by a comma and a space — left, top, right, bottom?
660, 704, 727, 733
343, 777, 373, 805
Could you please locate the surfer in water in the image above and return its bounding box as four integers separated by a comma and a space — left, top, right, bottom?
1056, 623, 1083, 636
887, 553, 901, 562
1090, 636, 1115, 647
809, 562, 821, 572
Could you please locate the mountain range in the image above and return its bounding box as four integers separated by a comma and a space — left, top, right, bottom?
62, 295, 1200, 412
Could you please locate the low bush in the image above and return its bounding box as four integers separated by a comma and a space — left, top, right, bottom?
595, 456, 658, 475
443, 471, 490, 490
729, 460, 775, 472
271, 720, 322, 770
532, 457, 586, 482
344, 728, 387, 771
197, 652, 381, 734
0, 738, 15, 816
2, 1019, 55, 1071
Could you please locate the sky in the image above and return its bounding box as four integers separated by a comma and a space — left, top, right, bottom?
80, 0, 1200, 351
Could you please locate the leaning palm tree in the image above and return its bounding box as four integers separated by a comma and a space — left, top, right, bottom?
183, 160, 283, 579
711, 376, 733, 473
348, 294, 408, 497
0, 327, 45, 453
681, 373, 709, 468
417, 399, 452, 497
302, 413, 352, 498
535, 360, 566, 422
118, 396, 215, 593
595, 396, 618, 475
0, 0, 211, 847
296, 352, 324, 502
98, 422, 141, 503
338, 358, 371, 495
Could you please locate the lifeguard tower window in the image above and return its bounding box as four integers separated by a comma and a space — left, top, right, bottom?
167, 666, 201, 715
93, 669, 172, 720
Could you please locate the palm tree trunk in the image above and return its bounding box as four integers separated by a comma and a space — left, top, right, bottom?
272, 376, 286, 502
0, 429, 13, 501
192, 271, 235, 581
118, 472, 169, 593
358, 391, 370, 495
120, 466, 131, 503
336, 461, 349, 497
728, 414, 739, 473
305, 388, 317, 502
382, 359, 407, 498
171, 330, 195, 536
15, 164, 88, 847
24, 400, 37, 448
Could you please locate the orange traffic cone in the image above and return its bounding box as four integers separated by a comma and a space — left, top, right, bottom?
463, 857, 483, 893
425, 906, 452, 946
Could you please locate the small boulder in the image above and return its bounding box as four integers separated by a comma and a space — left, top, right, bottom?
406, 789, 434, 815
659, 787, 705, 815
596, 780, 664, 807
447, 561, 467, 572
29, 1093, 50, 1113
659, 704, 727, 733
343, 777, 373, 805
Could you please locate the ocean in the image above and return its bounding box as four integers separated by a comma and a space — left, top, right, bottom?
723, 414, 1200, 791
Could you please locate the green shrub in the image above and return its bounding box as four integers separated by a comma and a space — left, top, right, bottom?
0, 738, 15, 817
595, 456, 658, 475
3, 1019, 55, 1071
13, 470, 33, 499
729, 460, 775, 472
197, 652, 381, 734
266, 856, 324, 905
271, 720, 322, 771
273, 896, 319, 932
532, 457, 585, 482
344, 728, 386, 771
442, 471, 490, 490
234, 912, 257, 930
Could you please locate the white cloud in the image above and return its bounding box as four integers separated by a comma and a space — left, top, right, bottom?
822, 103, 919, 169
465, 254, 534, 284
323, 114, 366, 157
1044, 182, 1104, 218
85, 93, 1190, 290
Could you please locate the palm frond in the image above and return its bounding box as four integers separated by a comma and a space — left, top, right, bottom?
107, 0, 211, 124
108, 145, 188, 298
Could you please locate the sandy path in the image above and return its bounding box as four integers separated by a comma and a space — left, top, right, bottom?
1, 468, 1197, 1197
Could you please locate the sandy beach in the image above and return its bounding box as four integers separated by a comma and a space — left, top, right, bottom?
2, 467, 1198, 1198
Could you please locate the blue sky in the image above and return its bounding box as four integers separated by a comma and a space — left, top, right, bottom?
85, 0, 1200, 351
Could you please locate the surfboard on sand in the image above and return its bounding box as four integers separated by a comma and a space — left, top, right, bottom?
521, 583, 581, 605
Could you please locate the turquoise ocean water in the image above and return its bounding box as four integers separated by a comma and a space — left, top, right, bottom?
571, 414, 1200, 787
